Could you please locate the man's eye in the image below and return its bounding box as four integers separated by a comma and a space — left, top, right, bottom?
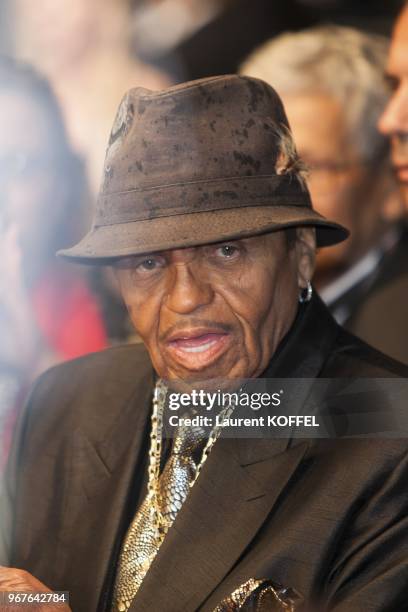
138, 258, 160, 271
217, 244, 239, 258
116, 254, 166, 277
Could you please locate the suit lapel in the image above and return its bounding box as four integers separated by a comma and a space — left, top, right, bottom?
53, 368, 155, 612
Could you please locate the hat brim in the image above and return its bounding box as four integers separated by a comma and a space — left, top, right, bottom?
58, 205, 349, 265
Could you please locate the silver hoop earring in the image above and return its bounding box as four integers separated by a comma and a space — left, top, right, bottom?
299, 280, 312, 304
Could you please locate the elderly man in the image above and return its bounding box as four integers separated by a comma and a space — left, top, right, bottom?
1, 76, 407, 612
241, 26, 408, 364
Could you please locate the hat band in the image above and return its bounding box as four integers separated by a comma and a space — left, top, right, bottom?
95, 174, 311, 227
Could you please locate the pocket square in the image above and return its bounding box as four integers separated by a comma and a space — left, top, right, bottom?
213, 577, 304, 611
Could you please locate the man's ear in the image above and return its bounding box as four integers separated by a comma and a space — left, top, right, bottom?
295, 227, 316, 288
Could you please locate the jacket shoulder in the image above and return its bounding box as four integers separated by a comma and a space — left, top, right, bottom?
24, 343, 154, 430
40, 342, 152, 385
323, 327, 408, 378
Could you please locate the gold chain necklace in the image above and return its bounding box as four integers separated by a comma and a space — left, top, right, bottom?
148, 379, 238, 533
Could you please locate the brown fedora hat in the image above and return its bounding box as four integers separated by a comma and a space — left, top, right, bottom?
59, 75, 348, 263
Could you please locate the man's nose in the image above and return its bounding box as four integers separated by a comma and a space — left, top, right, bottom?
378, 85, 408, 135
164, 263, 214, 314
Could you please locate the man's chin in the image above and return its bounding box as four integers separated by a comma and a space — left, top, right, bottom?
165, 376, 243, 395
160, 359, 245, 394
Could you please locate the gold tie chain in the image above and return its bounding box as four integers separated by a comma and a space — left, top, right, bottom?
112, 379, 238, 612
150, 379, 237, 532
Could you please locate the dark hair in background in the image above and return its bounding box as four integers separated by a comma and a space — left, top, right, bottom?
0, 55, 71, 154
0, 55, 91, 247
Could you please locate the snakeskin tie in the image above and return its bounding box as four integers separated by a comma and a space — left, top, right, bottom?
112, 419, 206, 612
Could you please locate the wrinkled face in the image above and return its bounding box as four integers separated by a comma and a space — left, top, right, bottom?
284, 92, 396, 278
378, 6, 408, 207
115, 229, 315, 388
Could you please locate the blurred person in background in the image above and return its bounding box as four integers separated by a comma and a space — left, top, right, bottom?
0, 57, 109, 467
133, 0, 232, 59
9, 0, 171, 195
132, 0, 232, 79
242, 26, 408, 364
379, 2, 408, 212
153, 0, 404, 81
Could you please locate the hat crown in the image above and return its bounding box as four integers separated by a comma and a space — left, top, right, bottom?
102, 76, 290, 192
95, 75, 307, 227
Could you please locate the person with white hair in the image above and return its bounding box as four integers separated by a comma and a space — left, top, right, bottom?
241, 25, 408, 364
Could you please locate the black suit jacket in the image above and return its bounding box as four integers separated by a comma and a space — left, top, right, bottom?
3, 295, 408, 612
330, 230, 408, 365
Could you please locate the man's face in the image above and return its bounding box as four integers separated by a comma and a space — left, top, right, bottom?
284, 92, 395, 279
115, 230, 314, 387
379, 6, 408, 207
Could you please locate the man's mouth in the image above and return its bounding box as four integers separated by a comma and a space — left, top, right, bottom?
165, 329, 231, 370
